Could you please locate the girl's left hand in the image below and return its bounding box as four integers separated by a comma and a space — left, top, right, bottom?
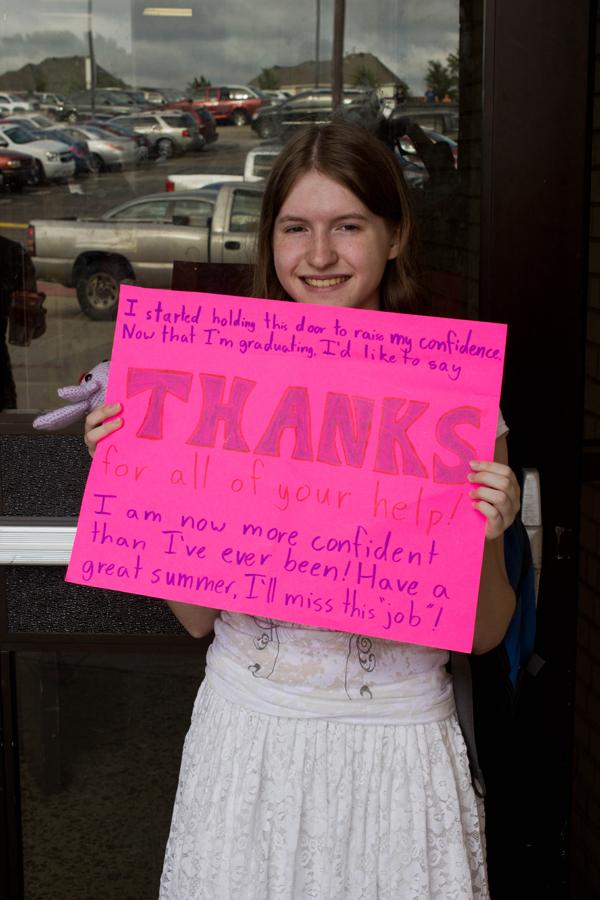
468, 460, 521, 540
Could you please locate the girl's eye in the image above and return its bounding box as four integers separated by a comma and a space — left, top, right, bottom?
283, 224, 306, 234
338, 223, 360, 232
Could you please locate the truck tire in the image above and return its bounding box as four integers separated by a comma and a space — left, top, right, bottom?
76, 261, 132, 321
231, 109, 248, 127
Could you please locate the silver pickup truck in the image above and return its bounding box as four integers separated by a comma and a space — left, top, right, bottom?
27, 182, 262, 320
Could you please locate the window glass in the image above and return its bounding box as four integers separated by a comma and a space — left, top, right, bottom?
161, 114, 187, 127
108, 199, 171, 221
229, 189, 262, 232
0, 0, 473, 416
3, 126, 34, 144
0, 1, 489, 893
172, 198, 213, 226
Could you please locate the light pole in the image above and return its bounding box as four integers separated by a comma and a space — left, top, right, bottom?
87, 0, 97, 114
332, 0, 345, 110
315, 0, 321, 89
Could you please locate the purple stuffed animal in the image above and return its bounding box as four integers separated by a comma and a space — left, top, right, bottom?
33, 360, 111, 431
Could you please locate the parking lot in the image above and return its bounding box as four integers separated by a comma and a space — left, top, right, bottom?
0, 125, 260, 247
3, 125, 261, 410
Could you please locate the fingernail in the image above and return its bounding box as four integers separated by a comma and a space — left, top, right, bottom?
469, 460, 480, 469
109, 403, 121, 412
112, 418, 122, 427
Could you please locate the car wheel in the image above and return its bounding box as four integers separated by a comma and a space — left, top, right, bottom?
257, 121, 273, 140
231, 109, 248, 127
89, 153, 104, 174
30, 160, 46, 186
157, 138, 175, 159
76, 261, 132, 321
67, 111, 78, 123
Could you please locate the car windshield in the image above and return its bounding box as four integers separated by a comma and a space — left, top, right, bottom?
3, 125, 35, 144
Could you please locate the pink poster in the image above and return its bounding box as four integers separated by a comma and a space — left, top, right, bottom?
66, 286, 506, 652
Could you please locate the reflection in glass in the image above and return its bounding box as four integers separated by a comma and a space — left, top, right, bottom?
0, 0, 474, 417
16, 651, 204, 900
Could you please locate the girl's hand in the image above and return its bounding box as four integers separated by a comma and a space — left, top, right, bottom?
84, 403, 122, 458
468, 459, 521, 540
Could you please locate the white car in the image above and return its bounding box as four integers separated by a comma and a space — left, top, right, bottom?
0, 93, 32, 113
165, 143, 281, 192
0, 123, 74, 182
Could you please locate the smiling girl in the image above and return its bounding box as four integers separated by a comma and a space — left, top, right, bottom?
86, 122, 519, 899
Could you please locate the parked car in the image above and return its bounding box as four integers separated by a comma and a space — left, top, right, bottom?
398, 129, 458, 168
137, 88, 172, 105
387, 106, 459, 140
108, 111, 202, 157
60, 90, 141, 121
0, 93, 32, 113
250, 88, 368, 140
32, 128, 92, 175
0, 124, 74, 183
32, 92, 66, 117
161, 103, 218, 146
0, 147, 34, 191
28, 183, 263, 319
179, 86, 262, 126
259, 90, 292, 103
165, 142, 282, 191
87, 119, 151, 160
52, 124, 137, 171
1, 113, 56, 130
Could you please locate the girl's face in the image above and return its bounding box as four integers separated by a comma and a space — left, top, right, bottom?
273, 169, 400, 311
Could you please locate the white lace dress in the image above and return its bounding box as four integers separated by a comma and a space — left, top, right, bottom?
159, 415, 508, 900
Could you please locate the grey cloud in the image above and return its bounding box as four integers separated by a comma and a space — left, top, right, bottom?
1, 0, 459, 90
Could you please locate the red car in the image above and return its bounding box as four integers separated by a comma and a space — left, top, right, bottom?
0, 147, 34, 190
170, 86, 262, 126
162, 103, 218, 145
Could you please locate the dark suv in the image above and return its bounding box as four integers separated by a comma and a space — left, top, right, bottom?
60, 90, 140, 122
250, 89, 368, 140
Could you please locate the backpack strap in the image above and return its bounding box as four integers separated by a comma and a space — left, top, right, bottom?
452, 512, 538, 798
450, 650, 486, 798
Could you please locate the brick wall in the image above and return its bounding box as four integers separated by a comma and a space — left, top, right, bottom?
571, 6, 600, 896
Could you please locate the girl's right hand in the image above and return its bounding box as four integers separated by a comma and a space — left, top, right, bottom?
84, 403, 122, 458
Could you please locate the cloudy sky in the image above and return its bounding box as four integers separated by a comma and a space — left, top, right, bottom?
0, 0, 458, 93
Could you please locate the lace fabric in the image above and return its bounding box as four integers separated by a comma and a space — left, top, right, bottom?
159, 681, 489, 899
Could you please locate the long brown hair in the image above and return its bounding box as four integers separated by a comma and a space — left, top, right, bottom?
253, 122, 420, 312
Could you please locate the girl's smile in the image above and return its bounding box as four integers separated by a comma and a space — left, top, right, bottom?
273, 169, 400, 311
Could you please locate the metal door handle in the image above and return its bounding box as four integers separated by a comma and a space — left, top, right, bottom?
225, 240, 240, 250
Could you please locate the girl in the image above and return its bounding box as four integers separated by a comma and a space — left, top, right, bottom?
85, 122, 520, 899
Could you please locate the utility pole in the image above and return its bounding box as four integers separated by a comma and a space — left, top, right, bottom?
87, 0, 97, 114
331, 0, 345, 110
315, 0, 321, 88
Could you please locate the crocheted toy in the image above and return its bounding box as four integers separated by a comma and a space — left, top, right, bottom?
33, 360, 111, 431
